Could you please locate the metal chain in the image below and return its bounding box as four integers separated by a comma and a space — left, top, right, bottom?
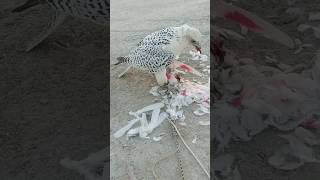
170, 120, 185, 180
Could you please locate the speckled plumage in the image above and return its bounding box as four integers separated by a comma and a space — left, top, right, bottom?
117, 26, 180, 76
137, 27, 177, 47
119, 45, 175, 73
116, 24, 202, 85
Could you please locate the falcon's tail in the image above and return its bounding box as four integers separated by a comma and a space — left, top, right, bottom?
12, 0, 42, 13
114, 56, 127, 65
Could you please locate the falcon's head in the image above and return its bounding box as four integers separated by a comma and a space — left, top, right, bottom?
181, 24, 202, 53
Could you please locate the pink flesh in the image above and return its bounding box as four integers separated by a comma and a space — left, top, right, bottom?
231, 88, 256, 108
166, 72, 171, 80
196, 47, 202, 54
301, 117, 318, 129
166, 71, 177, 82
180, 89, 187, 96
179, 64, 193, 73
230, 96, 242, 108
224, 11, 263, 32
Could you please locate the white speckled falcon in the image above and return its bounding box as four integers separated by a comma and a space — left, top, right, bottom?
115, 24, 203, 85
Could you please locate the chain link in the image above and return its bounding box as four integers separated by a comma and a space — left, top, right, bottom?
170, 120, 185, 180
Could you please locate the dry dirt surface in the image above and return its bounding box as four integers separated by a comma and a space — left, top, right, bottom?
0, 0, 107, 179
110, 0, 210, 179
214, 0, 320, 180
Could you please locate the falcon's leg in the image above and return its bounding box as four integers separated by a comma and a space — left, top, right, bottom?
154, 69, 168, 86
24, 10, 67, 52
118, 66, 132, 78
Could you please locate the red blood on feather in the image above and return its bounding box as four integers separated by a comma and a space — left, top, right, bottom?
179, 64, 192, 73
166, 72, 171, 80
224, 11, 263, 32
301, 117, 318, 129
230, 96, 242, 108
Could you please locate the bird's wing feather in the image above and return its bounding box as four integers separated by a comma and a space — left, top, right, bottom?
137, 28, 175, 47
128, 46, 175, 72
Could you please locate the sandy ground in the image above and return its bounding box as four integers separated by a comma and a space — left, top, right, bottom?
2, 0, 319, 179
0, 0, 107, 179
110, 0, 210, 179
214, 0, 320, 180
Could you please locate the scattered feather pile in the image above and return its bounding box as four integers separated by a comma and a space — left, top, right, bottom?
60, 149, 108, 180
113, 102, 167, 139
213, 49, 320, 172
212, 0, 320, 178
114, 51, 210, 140
60, 51, 209, 179
113, 79, 210, 140
213, 154, 242, 180
189, 50, 209, 61
268, 127, 320, 170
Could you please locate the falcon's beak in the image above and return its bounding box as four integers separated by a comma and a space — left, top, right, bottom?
193, 41, 202, 54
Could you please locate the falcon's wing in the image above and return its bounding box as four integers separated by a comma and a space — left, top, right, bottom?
137, 28, 175, 47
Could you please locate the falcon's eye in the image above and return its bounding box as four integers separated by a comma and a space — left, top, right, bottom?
191, 39, 196, 43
